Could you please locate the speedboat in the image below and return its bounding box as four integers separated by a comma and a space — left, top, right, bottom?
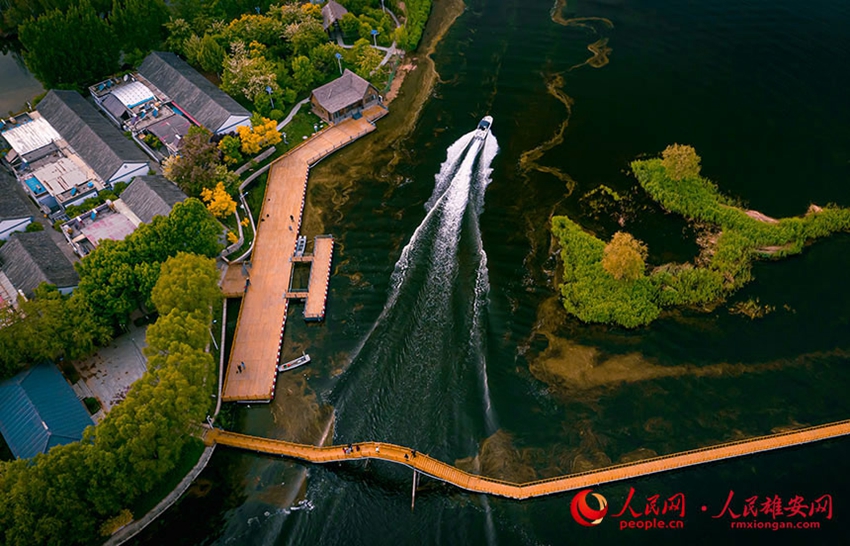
474, 115, 493, 139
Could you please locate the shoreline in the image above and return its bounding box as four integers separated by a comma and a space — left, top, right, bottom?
302, 0, 467, 239
119, 3, 468, 541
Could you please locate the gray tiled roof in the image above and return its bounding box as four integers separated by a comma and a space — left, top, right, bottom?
36, 90, 148, 182
121, 175, 186, 224
138, 52, 251, 133
0, 231, 79, 297
0, 362, 93, 459
311, 69, 374, 114
0, 169, 33, 221
322, 0, 349, 30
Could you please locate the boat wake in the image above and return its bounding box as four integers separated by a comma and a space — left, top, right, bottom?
331, 127, 500, 454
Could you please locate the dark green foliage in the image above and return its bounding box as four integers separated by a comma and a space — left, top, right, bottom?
395, 0, 432, 51
110, 0, 169, 54
0, 0, 112, 36
163, 126, 234, 197
552, 152, 850, 328
24, 222, 44, 232
0, 253, 219, 546
0, 284, 110, 381
83, 397, 101, 414
74, 198, 223, 329
16, 0, 168, 88
19, 0, 119, 89
553, 216, 661, 328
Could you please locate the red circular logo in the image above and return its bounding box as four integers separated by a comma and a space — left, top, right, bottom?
570, 489, 609, 527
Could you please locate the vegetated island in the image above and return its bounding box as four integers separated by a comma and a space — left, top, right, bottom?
552, 144, 850, 328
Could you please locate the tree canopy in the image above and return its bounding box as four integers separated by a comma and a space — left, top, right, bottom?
661, 143, 702, 181
163, 126, 238, 198
601, 232, 647, 281
0, 252, 219, 545
19, 0, 119, 89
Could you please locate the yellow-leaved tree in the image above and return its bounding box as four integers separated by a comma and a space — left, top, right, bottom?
661, 143, 701, 181
601, 231, 648, 281
236, 117, 282, 155
200, 182, 237, 218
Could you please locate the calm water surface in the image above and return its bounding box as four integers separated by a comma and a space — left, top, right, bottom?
0, 50, 42, 115
134, 0, 850, 544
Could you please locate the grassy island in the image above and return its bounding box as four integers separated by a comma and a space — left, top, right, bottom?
553, 145, 850, 328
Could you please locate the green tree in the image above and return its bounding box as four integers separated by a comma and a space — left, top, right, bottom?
221, 40, 280, 102
223, 13, 283, 47
164, 17, 195, 56
162, 126, 221, 197
0, 0, 111, 36
218, 134, 244, 164
110, 0, 169, 54
285, 18, 327, 57
349, 38, 382, 78
20, 0, 120, 88
290, 54, 318, 93
0, 251, 221, 546
601, 231, 647, 281
310, 42, 347, 78
339, 12, 360, 37
196, 33, 226, 73
149, 255, 217, 325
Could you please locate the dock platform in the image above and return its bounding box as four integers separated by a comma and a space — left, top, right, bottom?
304, 235, 333, 321
222, 112, 380, 402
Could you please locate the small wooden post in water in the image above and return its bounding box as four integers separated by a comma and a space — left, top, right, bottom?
411, 470, 418, 511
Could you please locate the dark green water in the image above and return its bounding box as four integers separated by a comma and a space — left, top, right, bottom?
0, 50, 42, 114
134, 0, 850, 544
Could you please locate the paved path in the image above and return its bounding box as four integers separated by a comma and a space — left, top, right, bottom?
205, 419, 850, 500
222, 109, 384, 402
105, 445, 216, 546
276, 98, 311, 131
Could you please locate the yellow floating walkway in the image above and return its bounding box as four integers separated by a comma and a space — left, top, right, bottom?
204, 419, 850, 500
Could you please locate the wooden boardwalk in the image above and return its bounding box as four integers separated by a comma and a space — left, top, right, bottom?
304, 236, 333, 320
222, 111, 383, 402
220, 264, 248, 298
204, 419, 850, 499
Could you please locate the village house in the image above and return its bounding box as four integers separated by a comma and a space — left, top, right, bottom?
0, 230, 79, 302
60, 175, 186, 257
322, 0, 349, 35
89, 73, 194, 160
310, 69, 382, 124
0, 362, 93, 460
0, 90, 150, 218
0, 170, 33, 241
37, 91, 151, 187
138, 52, 252, 135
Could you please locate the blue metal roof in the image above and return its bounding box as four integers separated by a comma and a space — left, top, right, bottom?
0, 363, 93, 459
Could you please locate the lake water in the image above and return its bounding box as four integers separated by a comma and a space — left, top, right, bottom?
125, 0, 849, 543
0, 51, 42, 115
